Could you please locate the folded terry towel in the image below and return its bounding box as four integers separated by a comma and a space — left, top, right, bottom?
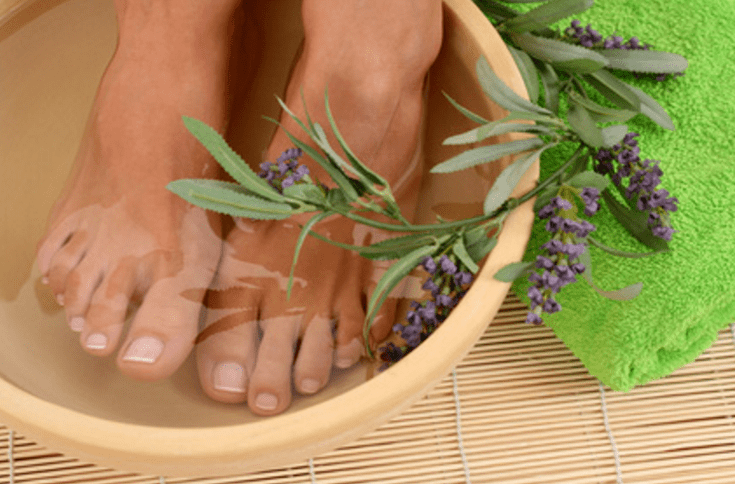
483, 0, 735, 391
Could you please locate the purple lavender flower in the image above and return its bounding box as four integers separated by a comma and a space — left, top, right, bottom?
258, 147, 310, 193
593, 132, 678, 240
421, 256, 437, 275
438, 255, 457, 275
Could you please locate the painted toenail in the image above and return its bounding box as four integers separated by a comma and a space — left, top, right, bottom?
301, 378, 320, 394
86, 333, 108, 350
213, 362, 246, 393
336, 357, 355, 369
56, 294, 64, 306
123, 336, 164, 363
255, 393, 278, 411
41, 276, 49, 285
70, 317, 84, 332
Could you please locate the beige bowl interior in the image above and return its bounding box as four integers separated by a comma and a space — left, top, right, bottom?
0, 0, 538, 477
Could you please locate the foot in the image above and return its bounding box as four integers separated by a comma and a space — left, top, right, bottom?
196, 0, 443, 415
36, 1, 242, 380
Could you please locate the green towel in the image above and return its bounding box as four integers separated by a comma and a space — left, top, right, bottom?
479, 0, 735, 391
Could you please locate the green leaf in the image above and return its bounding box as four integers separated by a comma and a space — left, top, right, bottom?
537, 61, 561, 115
625, 83, 676, 131
287, 212, 330, 299
442, 91, 490, 125
502, 0, 594, 33
566, 89, 637, 123
326, 188, 350, 210
483, 142, 556, 215
466, 234, 498, 262
578, 245, 643, 301
476, 56, 554, 116
601, 124, 629, 148
452, 237, 480, 273
582, 69, 641, 111
533, 184, 559, 212
602, 188, 670, 252
567, 171, 610, 192
358, 234, 438, 261
507, 44, 540, 104
509, 32, 609, 74
364, 244, 439, 358
587, 235, 668, 258
443, 121, 554, 146
493, 260, 534, 282
324, 89, 388, 188
431, 137, 546, 174
566, 98, 606, 148
167, 179, 294, 220
597, 49, 688, 74
282, 183, 326, 206
181, 117, 285, 203
312, 123, 363, 180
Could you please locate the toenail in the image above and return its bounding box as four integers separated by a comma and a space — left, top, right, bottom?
56, 294, 65, 306
41, 276, 49, 285
301, 378, 320, 394
335, 357, 355, 369
86, 333, 108, 350
123, 336, 164, 363
70, 317, 84, 332
213, 362, 246, 394
255, 393, 278, 411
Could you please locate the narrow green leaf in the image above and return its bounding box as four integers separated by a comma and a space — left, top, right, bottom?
507, 44, 540, 104
312, 123, 363, 180
324, 89, 388, 188
578, 245, 643, 301
601, 124, 629, 148
537, 60, 561, 115
476, 56, 554, 116
182, 117, 285, 203
582, 70, 641, 111
442, 91, 490, 125
452, 237, 480, 273
567, 89, 637, 123
503, 0, 594, 33
483, 142, 556, 214
597, 49, 688, 74
364, 244, 439, 358
167, 179, 294, 220
587, 235, 668, 258
282, 183, 326, 206
287, 213, 330, 300
566, 171, 610, 192
566, 98, 606, 148
602, 188, 670, 252
444, 121, 554, 146
473, 0, 522, 23
625, 83, 676, 131
357, 234, 437, 261
431, 137, 546, 174
466, 235, 498, 262
493, 260, 534, 282
509, 32, 609, 74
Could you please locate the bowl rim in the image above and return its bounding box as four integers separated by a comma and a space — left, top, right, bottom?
0, 0, 539, 476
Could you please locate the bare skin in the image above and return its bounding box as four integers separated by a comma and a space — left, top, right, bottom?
196, 0, 443, 415
37, 0, 442, 415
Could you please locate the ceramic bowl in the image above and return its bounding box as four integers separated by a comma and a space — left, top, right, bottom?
0, 0, 538, 476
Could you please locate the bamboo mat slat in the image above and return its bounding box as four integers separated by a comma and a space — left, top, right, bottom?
3, 293, 735, 483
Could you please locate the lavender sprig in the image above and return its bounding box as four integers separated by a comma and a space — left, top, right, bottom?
592, 132, 679, 241
379, 254, 474, 371
258, 147, 310, 192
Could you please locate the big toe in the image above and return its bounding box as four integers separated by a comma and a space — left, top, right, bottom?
116, 274, 210, 381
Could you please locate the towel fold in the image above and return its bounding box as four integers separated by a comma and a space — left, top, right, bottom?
482, 0, 735, 391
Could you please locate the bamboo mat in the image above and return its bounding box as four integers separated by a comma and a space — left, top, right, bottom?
3, 293, 735, 484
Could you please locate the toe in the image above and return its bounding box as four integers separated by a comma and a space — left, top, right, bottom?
46, 231, 89, 304
333, 302, 366, 369
196, 296, 259, 404
116, 274, 208, 381
64, 252, 108, 332
37, 215, 80, 277
293, 315, 335, 395
79, 262, 137, 353
248, 315, 300, 416
369, 297, 398, 349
